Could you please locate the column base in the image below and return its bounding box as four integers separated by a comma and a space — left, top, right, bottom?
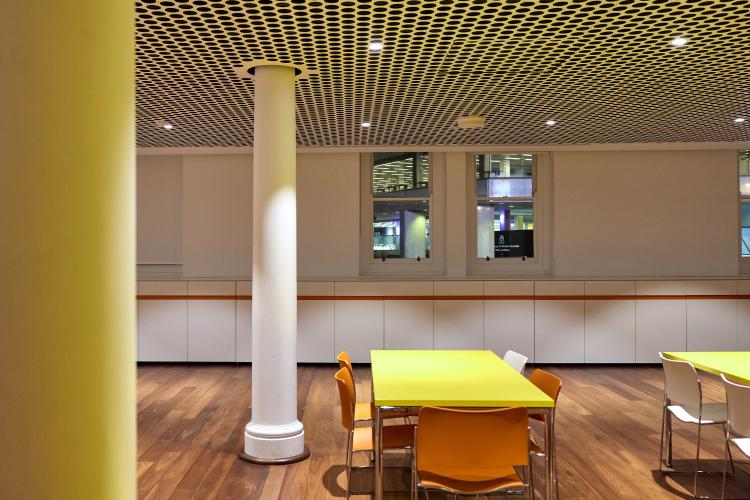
241, 421, 308, 464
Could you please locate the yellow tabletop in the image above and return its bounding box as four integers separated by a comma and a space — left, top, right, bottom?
664, 352, 750, 385
370, 350, 554, 408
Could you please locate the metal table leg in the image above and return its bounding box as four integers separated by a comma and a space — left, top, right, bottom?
546, 408, 553, 500
375, 406, 383, 500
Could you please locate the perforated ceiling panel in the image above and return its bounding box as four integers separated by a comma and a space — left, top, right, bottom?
136, 0, 750, 147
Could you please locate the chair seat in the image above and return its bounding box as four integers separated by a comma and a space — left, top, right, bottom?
352, 424, 415, 452
354, 401, 374, 422
731, 437, 750, 458
667, 403, 727, 424
418, 468, 525, 494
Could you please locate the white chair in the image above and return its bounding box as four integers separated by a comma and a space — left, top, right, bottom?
503, 350, 528, 374
658, 353, 733, 498
721, 374, 750, 500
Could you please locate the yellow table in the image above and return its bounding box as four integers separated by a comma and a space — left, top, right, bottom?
370, 350, 555, 500
663, 352, 750, 384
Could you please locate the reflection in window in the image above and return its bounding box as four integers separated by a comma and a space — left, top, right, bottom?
372, 153, 430, 259
474, 154, 535, 259
742, 150, 750, 257
477, 201, 534, 258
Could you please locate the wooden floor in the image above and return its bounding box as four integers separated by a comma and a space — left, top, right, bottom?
137, 364, 750, 499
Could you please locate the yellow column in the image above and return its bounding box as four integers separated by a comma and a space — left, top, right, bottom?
0, 2, 135, 500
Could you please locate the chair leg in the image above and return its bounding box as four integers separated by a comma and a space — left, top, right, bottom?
551, 423, 559, 500
693, 423, 702, 498
721, 427, 729, 500
659, 402, 667, 471
667, 409, 674, 468
528, 458, 535, 500
345, 431, 353, 500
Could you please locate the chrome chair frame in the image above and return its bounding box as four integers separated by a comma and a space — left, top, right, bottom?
658, 354, 735, 499
720, 374, 750, 500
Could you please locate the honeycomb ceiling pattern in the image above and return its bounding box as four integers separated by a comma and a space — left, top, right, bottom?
136, 0, 750, 147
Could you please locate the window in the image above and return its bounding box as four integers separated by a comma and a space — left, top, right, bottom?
740, 150, 750, 257
473, 153, 535, 260
371, 152, 430, 260
361, 152, 445, 275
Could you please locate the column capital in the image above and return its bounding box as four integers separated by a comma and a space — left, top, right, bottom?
234, 59, 312, 80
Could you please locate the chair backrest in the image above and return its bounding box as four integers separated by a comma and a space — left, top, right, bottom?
334, 366, 356, 431
503, 350, 529, 374
337, 351, 353, 376
659, 352, 701, 408
529, 369, 562, 403
722, 374, 750, 437
416, 406, 529, 478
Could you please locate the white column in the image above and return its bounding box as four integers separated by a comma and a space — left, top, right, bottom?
242, 63, 307, 462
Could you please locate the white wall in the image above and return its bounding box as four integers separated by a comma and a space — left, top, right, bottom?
137, 148, 743, 278
297, 153, 359, 277
553, 150, 739, 276
182, 155, 253, 277
136, 155, 181, 263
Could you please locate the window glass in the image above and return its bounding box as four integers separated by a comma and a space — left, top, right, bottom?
476, 200, 534, 258
373, 152, 429, 198
741, 150, 750, 196
371, 152, 431, 260
373, 201, 430, 259
473, 153, 535, 260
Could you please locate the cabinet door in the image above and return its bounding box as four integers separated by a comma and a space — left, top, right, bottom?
137, 281, 188, 362
535, 300, 585, 363
534, 282, 585, 363
188, 300, 236, 362
434, 301, 484, 350
187, 281, 236, 362
483, 281, 534, 362
298, 300, 335, 362
384, 300, 434, 350
686, 281, 738, 352
236, 281, 252, 362
584, 282, 635, 363
138, 299, 188, 361
636, 300, 686, 363
334, 300, 384, 363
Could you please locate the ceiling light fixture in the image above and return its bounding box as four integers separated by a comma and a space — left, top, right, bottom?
671, 36, 688, 47
456, 115, 486, 129
162, 122, 174, 130
361, 121, 371, 128
735, 117, 746, 123
368, 40, 383, 52
545, 120, 557, 126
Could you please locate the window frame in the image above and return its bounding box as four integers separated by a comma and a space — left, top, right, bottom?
360, 152, 445, 276
739, 150, 750, 274
466, 152, 552, 276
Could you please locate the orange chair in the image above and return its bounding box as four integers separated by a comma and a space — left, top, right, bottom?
334, 367, 414, 498
337, 351, 375, 423
413, 406, 533, 499
528, 368, 563, 499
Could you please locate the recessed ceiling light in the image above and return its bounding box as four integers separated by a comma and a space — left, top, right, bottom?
368, 40, 383, 52
671, 36, 688, 47
735, 117, 746, 123
163, 123, 173, 130
361, 121, 371, 128
545, 120, 557, 126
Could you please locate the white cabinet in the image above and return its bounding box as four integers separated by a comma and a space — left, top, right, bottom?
434, 281, 483, 349
635, 281, 686, 363
534, 281, 584, 363
686, 281, 738, 352
187, 281, 236, 362
137, 281, 187, 362
384, 282, 433, 350
483, 281, 534, 362
236, 281, 252, 362
298, 282, 335, 362
334, 282, 384, 363
585, 281, 635, 363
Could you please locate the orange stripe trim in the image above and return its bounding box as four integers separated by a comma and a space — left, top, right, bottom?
136, 294, 750, 301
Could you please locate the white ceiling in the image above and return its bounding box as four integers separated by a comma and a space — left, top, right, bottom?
136, 0, 750, 148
